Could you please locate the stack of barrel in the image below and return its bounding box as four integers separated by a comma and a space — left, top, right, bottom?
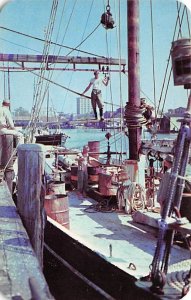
44, 180, 69, 229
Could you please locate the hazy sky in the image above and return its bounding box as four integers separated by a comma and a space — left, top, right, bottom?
0, 0, 190, 115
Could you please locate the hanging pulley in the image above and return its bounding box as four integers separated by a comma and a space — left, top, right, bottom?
101, 5, 115, 30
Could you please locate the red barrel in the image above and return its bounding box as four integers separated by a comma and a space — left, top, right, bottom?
88, 141, 100, 160
44, 194, 69, 229
98, 173, 117, 196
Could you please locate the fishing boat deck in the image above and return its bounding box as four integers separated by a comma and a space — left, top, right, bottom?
44, 151, 191, 299
67, 191, 190, 279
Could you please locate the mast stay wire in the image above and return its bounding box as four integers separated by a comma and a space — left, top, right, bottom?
185, 6, 191, 37
30, 1, 58, 125
37, 0, 76, 121
26, 0, 59, 141
0, 26, 104, 59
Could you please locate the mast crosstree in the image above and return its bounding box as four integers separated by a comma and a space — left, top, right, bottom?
0, 54, 126, 72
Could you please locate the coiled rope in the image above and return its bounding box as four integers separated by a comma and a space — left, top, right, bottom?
117, 182, 146, 214
124, 103, 148, 128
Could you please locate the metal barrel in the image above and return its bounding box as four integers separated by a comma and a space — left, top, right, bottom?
44, 194, 70, 229
88, 141, 100, 160
98, 173, 117, 196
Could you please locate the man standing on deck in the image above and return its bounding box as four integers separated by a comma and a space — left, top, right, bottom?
0, 99, 23, 145
77, 145, 89, 197
82, 70, 109, 121
157, 154, 173, 215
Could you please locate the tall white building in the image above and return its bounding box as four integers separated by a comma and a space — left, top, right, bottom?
76, 97, 92, 115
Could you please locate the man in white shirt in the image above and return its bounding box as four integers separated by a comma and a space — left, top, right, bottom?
0, 99, 23, 144
82, 70, 109, 121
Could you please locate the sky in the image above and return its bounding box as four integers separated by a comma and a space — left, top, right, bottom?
0, 0, 190, 116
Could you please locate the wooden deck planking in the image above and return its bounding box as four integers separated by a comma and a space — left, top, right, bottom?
0, 180, 53, 300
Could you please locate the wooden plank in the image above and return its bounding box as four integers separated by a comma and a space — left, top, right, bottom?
0, 180, 53, 299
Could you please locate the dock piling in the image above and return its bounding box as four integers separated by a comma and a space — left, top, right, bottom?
17, 143, 45, 267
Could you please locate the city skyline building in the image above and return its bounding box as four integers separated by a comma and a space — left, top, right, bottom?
76, 97, 92, 115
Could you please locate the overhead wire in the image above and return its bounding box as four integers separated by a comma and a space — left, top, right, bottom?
0, 26, 105, 58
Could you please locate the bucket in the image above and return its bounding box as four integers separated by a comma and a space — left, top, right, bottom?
70, 166, 78, 188
44, 194, 70, 229
88, 141, 100, 160
98, 173, 117, 196
88, 166, 99, 183
48, 181, 65, 195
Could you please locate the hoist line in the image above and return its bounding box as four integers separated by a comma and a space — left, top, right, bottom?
104, 13, 119, 160
156, 3, 186, 118
0, 26, 105, 59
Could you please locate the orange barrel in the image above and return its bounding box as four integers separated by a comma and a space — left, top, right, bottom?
44, 194, 69, 229
48, 181, 65, 195
88, 166, 99, 183
88, 141, 100, 160
70, 166, 78, 188
98, 173, 117, 196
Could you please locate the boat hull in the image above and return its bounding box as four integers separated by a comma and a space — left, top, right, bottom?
35, 133, 64, 146
44, 218, 160, 300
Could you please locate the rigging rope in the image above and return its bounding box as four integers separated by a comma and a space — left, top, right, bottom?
60, 0, 96, 112
0, 26, 105, 58
26, 0, 59, 142
156, 3, 187, 118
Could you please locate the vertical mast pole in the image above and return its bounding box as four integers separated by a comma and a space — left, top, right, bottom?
127, 0, 141, 160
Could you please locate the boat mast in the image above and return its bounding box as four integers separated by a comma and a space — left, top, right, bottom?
126, 0, 141, 160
